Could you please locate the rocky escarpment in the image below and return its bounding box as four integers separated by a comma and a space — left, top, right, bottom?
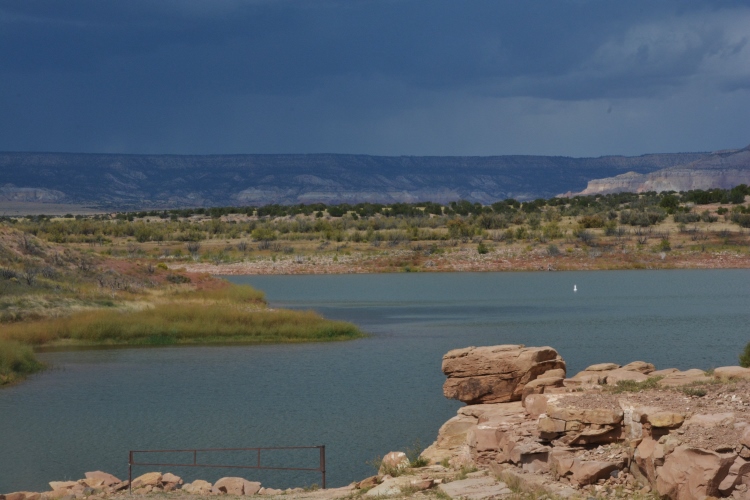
423, 345, 750, 499
442, 345, 566, 404
0, 186, 66, 202
574, 145, 750, 196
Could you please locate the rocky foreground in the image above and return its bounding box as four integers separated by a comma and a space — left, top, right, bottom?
7, 344, 750, 500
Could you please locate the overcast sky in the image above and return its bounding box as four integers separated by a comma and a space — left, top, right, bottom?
1, 0, 749, 157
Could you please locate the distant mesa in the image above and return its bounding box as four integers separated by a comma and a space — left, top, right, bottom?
570, 144, 750, 196
0, 147, 743, 209
0, 185, 66, 202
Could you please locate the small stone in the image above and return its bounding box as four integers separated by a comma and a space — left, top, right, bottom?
161, 473, 182, 485
379, 451, 410, 474
83, 473, 120, 488
48, 483, 77, 493
584, 363, 621, 372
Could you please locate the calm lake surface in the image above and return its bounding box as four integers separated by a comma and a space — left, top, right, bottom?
2, 270, 749, 492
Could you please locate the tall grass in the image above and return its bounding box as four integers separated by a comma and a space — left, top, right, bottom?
0, 339, 44, 385
175, 284, 266, 304
0, 303, 363, 346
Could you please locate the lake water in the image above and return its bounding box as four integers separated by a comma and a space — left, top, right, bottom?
2, 270, 749, 493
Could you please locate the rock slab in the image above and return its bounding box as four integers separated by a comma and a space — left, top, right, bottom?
437, 476, 512, 499
442, 345, 566, 404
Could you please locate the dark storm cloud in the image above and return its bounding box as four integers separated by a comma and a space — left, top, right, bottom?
0, 0, 748, 155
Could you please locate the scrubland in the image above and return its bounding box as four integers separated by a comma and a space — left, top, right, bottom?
2, 187, 749, 385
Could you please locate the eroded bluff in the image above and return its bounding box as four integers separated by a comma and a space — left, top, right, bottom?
425, 344, 750, 500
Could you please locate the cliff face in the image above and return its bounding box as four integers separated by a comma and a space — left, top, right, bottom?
0, 186, 66, 202
0, 151, 709, 209
576, 145, 750, 195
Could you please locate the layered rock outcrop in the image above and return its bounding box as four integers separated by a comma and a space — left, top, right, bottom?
442, 345, 566, 404
425, 346, 750, 499
574, 144, 750, 196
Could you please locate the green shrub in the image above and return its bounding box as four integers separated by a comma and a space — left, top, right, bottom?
674, 212, 701, 224
0, 339, 44, 386
1, 303, 363, 346
606, 376, 663, 393
740, 342, 750, 368
251, 227, 277, 241
477, 242, 489, 254
579, 215, 605, 228
658, 238, 671, 251
166, 273, 191, 284
682, 387, 707, 397
405, 439, 429, 468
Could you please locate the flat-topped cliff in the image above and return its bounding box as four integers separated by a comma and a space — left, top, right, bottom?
0, 151, 708, 208
575, 145, 750, 196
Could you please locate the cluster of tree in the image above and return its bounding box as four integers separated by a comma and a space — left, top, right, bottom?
2, 186, 748, 246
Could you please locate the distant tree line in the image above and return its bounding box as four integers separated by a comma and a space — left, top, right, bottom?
2, 185, 749, 244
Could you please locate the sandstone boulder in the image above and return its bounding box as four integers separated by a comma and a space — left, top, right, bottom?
621, 361, 656, 374
715, 366, 750, 380
584, 363, 620, 372
182, 480, 212, 495
719, 457, 750, 496
659, 369, 713, 387
569, 371, 605, 385
438, 476, 512, 499
521, 377, 564, 401
546, 405, 623, 426
5, 493, 29, 500
161, 473, 182, 485
47, 482, 76, 493
442, 345, 566, 404
212, 477, 261, 495
131, 472, 161, 489
549, 448, 576, 479
656, 446, 735, 500
647, 411, 685, 428
687, 412, 736, 428
380, 451, 410, 474
634, 437, 666, 484
258, 488, 284, 495
355, 476, 379, 490
523, 393, 548, 418
84, 472, 120, 488
570, 460, 619, 486
364, 476, 429, 497
538, 368, 566, 379
539, 403, 624, 445
650, 368, 679, 376
448, 445, 475, 470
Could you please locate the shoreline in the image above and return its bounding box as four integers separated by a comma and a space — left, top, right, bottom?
8, 345, 750, 500
173, 249, 750, 276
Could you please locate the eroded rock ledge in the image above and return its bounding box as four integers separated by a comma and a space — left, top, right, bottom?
424, 344, 750, 499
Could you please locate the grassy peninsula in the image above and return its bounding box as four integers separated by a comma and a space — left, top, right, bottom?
0, 227, 363, 386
